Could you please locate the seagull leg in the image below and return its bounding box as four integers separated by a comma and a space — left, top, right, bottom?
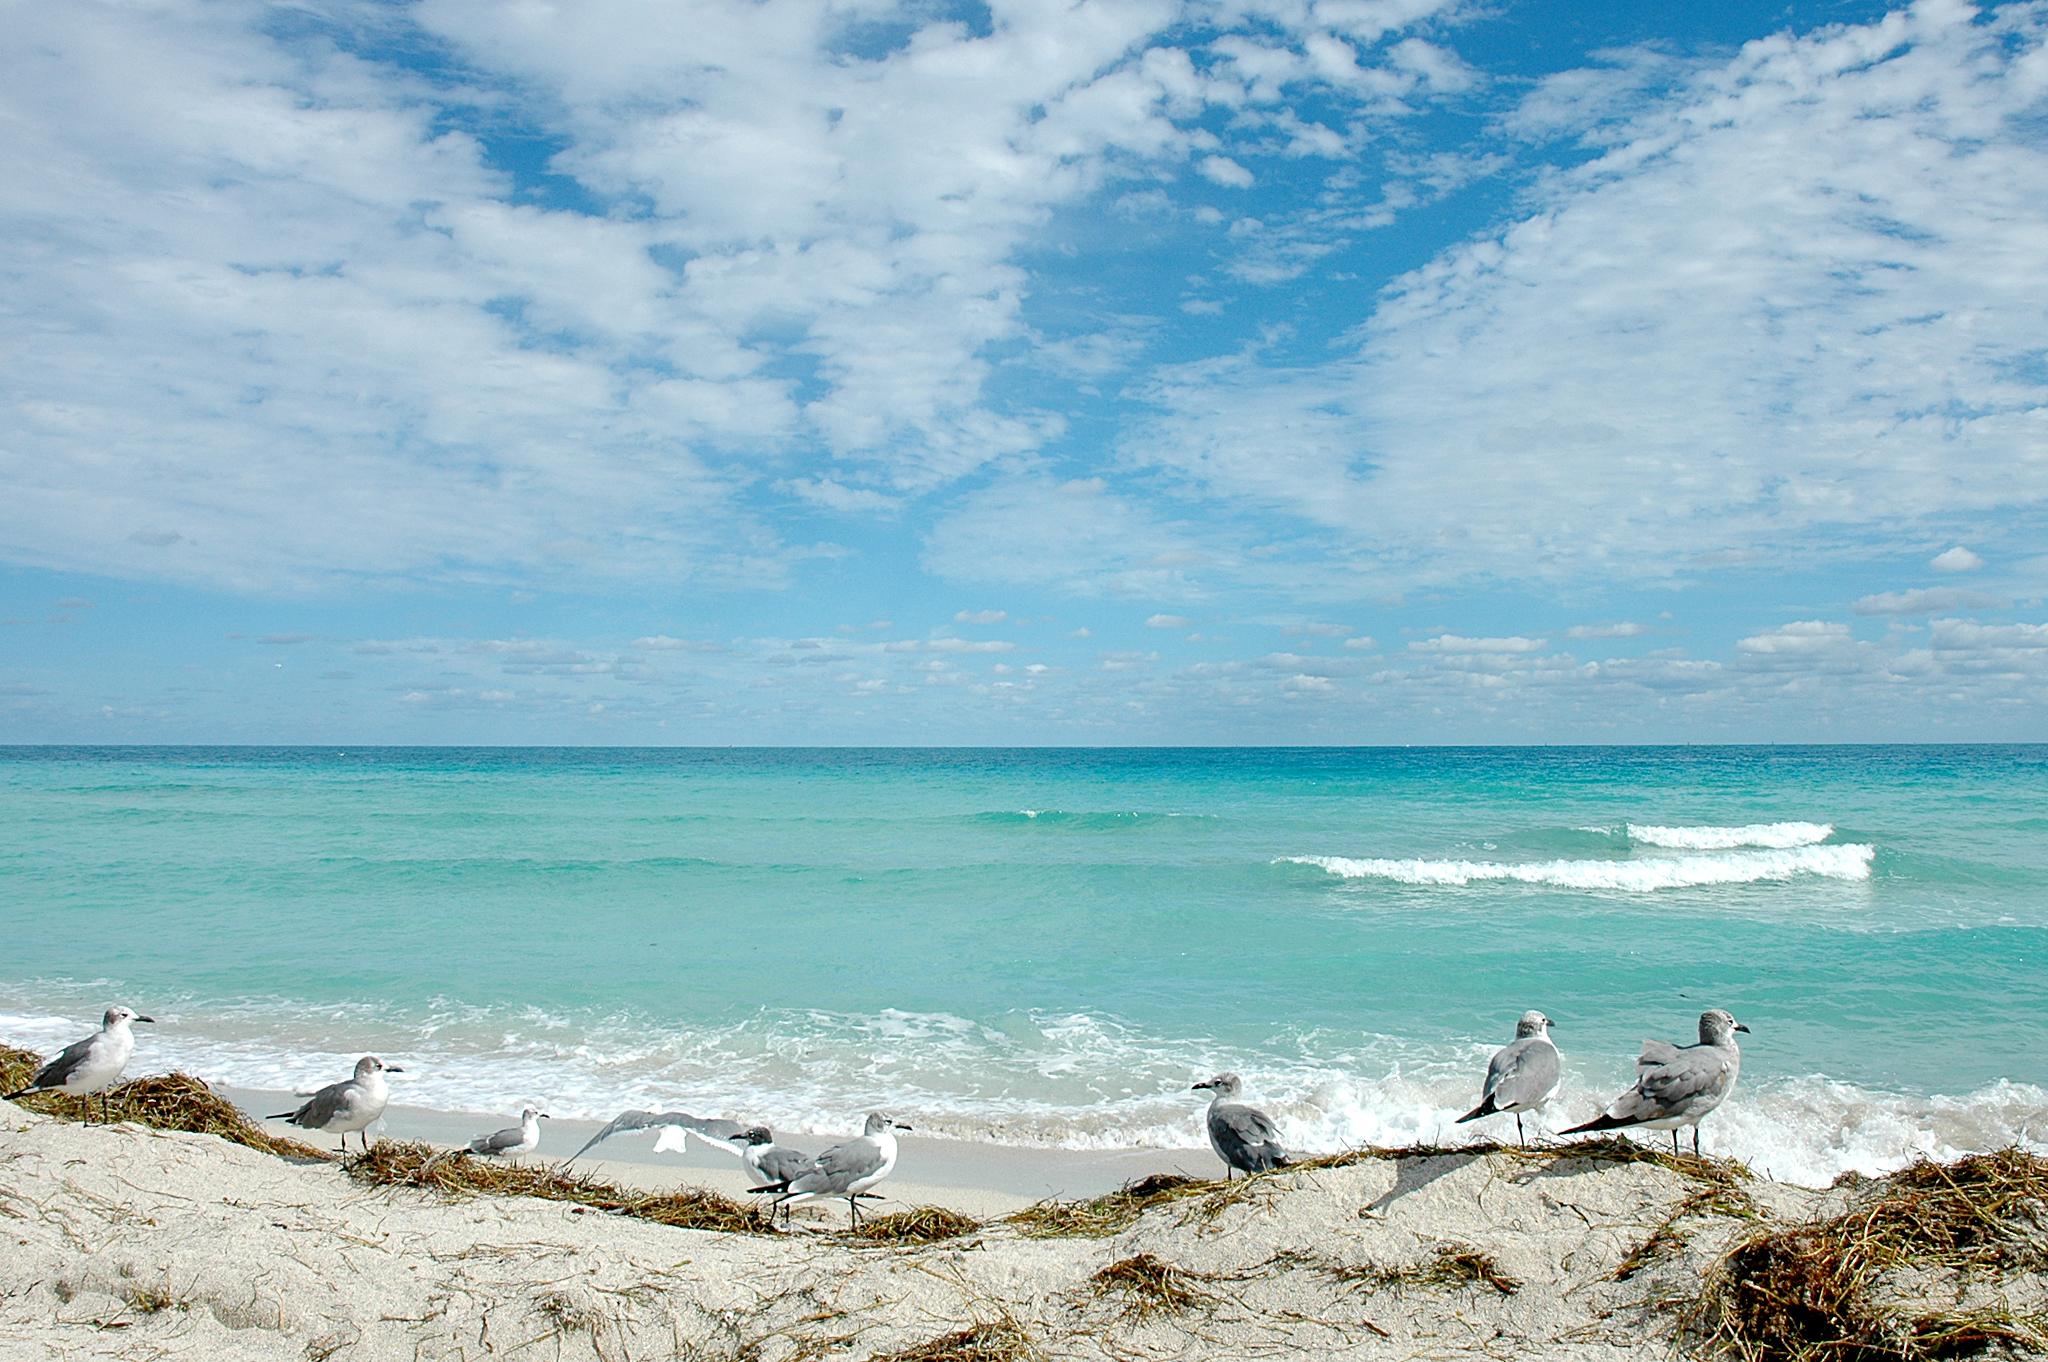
1670, 1131, 1679, 1156
1516, 1114, 1526, 1146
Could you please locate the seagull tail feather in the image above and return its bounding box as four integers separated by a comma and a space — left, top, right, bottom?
1455, 1094, 1497, 1124
1559, 1113, 1633, 1135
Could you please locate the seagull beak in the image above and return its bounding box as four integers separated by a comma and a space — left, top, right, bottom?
540, 1113, 552, 1120
135, 1016, 156, 1024
1190, 1082, 1210, 1092
385, 1065, 406, 1072
894, 1122, 913, 1131
1734, 1023, 1751, 1033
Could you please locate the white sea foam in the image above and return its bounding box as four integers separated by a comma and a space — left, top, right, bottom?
1287, 843, 1874, 889
1628, 821, 1835, 850
7, 1000, 2038, 1187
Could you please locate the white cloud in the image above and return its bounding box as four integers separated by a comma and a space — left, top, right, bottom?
1110, 3, 2048, 592
1146, 613, 1194, 628
954, 609, 1008, 625
633, 635, 724, 652
1852, 588, 2006, 617
1932, 546, 1986, 572
1197, 155, 1255, 188
1408, 634, 1547, 654
2, 0, 1470, 594
1565, 622, 1646, 639
780, 478, 903, 513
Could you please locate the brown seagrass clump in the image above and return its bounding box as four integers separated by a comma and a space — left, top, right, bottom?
842, 1206, 984, 1244
870, 1316, 1036, 1362
2, 1045, 331, 1160
1090, 1252, 1218, 1319
347, 1140, 775, 1234
1006, 1173, 1216, 1238
1694, 1147, 2048, 1362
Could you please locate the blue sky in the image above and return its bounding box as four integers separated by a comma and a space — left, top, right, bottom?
4, 0, 2047, 744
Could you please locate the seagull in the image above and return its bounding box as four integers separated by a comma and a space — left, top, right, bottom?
733, 1126, 816, 1226
567, 1109, 762, 1163
1562, 1009, 1749, 1155
736, 1125, 814, 1188
1191, 1072, 1290, 1179
468, 1108, 549, 1160
749, 1112, 910, 1228
269, 1056, 402, 1154
1455, 1010, 1560, 1145
4, 1006, 155, 1122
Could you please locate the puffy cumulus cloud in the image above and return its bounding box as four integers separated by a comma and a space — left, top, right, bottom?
1116, 2, 2048, 593
2, 0, 1472, 594
1932, 546, 1987, 572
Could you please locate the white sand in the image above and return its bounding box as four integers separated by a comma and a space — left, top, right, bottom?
0, 1096, 1834, 1361
226, 1085, 1234, 1218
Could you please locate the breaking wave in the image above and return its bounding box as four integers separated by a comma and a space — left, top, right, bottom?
1286, 843, 1874, 889
1627, 821, 1834, 849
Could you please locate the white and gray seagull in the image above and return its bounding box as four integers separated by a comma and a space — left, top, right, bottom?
1455, 1010, 1560, 1145
1191, 1072, 1291, 1179
4, 1006, 155, 1122
735, 1125, 815, 1188
469, 1107, 549, 1160
567, 1109, 764, 1163
1562, 1009, 1750, 1155
269, 1056, 402, 1154
749, 1112, 910, 1228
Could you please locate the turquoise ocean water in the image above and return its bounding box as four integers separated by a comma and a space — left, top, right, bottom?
1, 745, 2043, 1185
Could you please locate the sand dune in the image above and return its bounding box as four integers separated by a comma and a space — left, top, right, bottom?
2, 1099, 2041, 1361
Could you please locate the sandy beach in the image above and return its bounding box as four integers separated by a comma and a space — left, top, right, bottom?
8, 1089, 2043, 1362
225, 1084, 1224, 1219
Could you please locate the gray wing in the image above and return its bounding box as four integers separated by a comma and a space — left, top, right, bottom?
1484, 1037, 1561, 1111
1614, 1044, 1733, 1120
569, 1110, 750, 1162
1636, 1039, 1683, 1069
30, 1034, 102, 1090
754, 1145, 814, 1184
1211, 1102, 1289, 1171
789, 1137, 883, 1194
292, 1079, 359, 1129
470, 1125, 525, 1154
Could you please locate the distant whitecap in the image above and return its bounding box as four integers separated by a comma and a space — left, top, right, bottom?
1628, 821, 1834, 849
1286, 843, 1873, 889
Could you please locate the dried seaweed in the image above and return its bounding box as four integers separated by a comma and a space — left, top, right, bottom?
1090, 1252, 1217, 1319
1005, 1173, 1216, 1239
869, 1318, 1037, 1362
1, 1047, 331, 1160
841, 1206, 983, 1244
1613, 1179, 1764, 1282
1332, 1242, 1521, 1296
348, 1141, 775, 1234
1695, 1147, 2048, 1362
